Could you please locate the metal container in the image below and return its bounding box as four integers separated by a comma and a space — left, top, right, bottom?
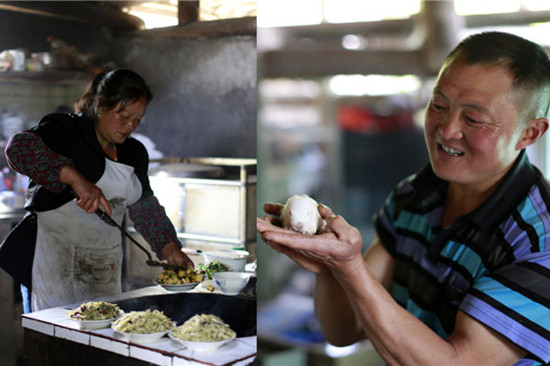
149, 158, 257, 248
149, 162, 225, 233
149, 163, 225, 179
0, 191, 25, 213
31, 52, 72, 70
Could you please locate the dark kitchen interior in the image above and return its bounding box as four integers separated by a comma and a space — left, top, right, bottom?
0, 1, 256, 365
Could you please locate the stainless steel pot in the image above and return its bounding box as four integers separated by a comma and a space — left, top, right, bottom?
31, 52, 72, 70
149, 163, 225, 178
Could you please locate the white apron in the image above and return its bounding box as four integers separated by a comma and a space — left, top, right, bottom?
31, 159, 142, 311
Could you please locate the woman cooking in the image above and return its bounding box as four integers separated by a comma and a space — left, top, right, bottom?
0, 69, 192, 312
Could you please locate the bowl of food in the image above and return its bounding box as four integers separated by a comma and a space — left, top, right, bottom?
212, 272, 251, 296
169, 313, 236, 352
195, 260, 229, 280
67, 301, 122, 330
111, 309, 175, 343
201, 250, 249, 272
156, 266, 202, 292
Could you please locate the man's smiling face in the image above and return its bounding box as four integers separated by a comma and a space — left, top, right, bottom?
424, 56, 527, 191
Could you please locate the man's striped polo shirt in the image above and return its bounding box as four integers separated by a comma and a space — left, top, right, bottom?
374, 150, 550, 365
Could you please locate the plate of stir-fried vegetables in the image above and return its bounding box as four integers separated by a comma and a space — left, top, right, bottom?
67, 301, 122, 329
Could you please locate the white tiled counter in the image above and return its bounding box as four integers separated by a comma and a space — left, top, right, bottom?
21, 286, 256, 366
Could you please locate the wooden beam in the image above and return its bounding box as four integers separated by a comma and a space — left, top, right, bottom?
271, 10, 550, 45
259, 9, 550, 78
466, 10, 550, 28
421, 0, 464, 74
0, 1, 143, 30
277, 18, 416, 42
129, 16, 256, 39
260, 49, 425, 78
178, 0, 199, 26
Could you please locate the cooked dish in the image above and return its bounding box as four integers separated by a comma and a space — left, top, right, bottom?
171, 314, 236, 342
112, 309, 174, 334
157, 266, 202, 284
196, 261, 229, 280
67, 301, 121, 321
157, 261, 229, 285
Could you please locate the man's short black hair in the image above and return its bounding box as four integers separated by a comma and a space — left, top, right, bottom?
446, 31, 550, 118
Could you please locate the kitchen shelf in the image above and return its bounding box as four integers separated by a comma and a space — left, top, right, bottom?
0, 70, 91, 84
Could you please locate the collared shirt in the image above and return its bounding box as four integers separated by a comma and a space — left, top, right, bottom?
374, 150, 550, 364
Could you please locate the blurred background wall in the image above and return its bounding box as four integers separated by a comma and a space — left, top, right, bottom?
256, 0, 550, 364
111, 35, 256, 158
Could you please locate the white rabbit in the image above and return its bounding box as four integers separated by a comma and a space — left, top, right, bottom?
281, 194, 326, 235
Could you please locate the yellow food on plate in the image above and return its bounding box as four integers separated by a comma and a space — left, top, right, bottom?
157, 266, 203, 284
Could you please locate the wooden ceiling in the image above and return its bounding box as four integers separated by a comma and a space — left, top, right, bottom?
259, 2, 550, 78
0, 1, 256, 38
0, 1, 144, 30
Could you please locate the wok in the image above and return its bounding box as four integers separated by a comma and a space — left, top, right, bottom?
115, 292, 256, 337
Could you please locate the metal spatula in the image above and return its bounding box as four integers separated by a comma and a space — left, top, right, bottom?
94, 208, 188, 271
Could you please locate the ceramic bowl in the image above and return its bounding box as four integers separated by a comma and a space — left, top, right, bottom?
212, 272, 251, 295
201, 250, 249, 272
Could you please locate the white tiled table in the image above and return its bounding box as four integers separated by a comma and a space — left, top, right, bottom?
22, 286, 256, 366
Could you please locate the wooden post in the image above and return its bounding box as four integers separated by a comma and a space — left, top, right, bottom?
178, 1, 199, 25
421, 0, 465, 74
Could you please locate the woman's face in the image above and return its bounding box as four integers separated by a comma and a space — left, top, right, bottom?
96, 97, 148, 146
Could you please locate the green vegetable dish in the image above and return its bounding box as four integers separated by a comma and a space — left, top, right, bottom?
196, 261, 229, 280
67, 301, 121, 321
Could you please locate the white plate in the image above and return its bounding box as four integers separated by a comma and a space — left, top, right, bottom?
168, 331, 236, 352
111, 324, 171, 343
69, 316, 119, 330
156, 281, 200, 292
67, 309, 123, 330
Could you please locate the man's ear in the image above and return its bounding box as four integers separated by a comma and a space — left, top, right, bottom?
516, 118, 549, 150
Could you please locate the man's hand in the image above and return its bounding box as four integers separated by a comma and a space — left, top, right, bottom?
262, 202, 284, 226
257, 203, 363, 276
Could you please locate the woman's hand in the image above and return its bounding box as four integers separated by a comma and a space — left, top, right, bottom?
59, 165, 111, 216
162, 242, 194, 269
257, 204, 364, 276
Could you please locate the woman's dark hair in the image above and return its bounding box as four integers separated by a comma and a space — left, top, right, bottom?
75, 69, 153, 119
